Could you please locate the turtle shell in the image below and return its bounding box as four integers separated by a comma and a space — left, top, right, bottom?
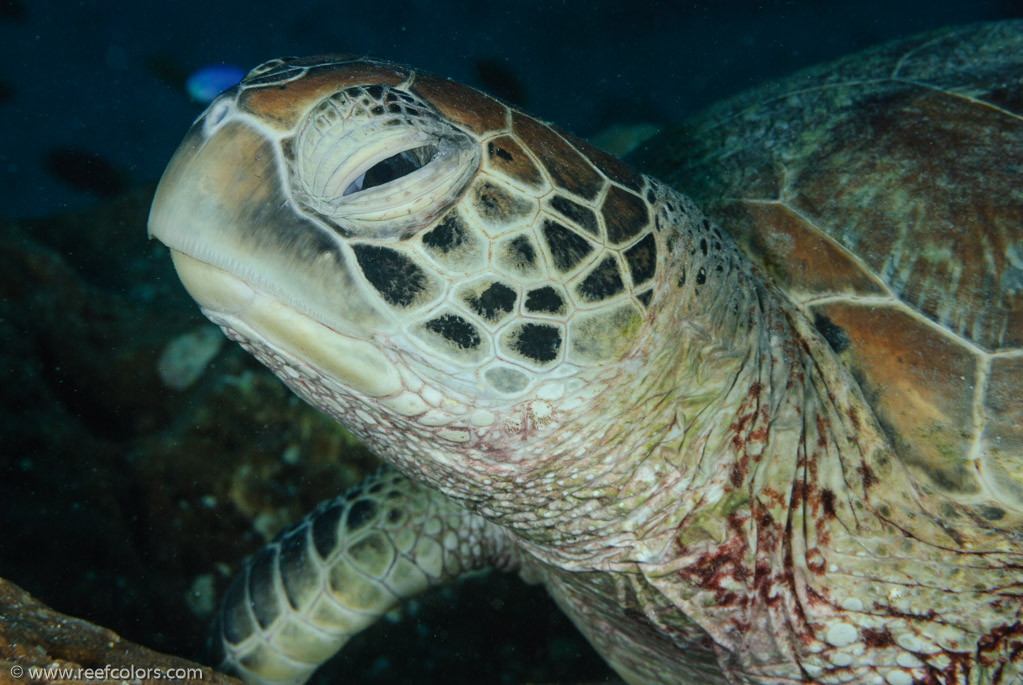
633, 21, 1023, 519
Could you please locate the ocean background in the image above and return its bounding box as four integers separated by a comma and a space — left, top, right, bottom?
0, 1, 1019, 683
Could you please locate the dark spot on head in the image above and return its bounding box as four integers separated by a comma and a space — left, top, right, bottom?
365, 85, 384, 100
813, 313, 850, 354
346, 498, 378, 530
489, 141, 514, 162
677, 267, 686, 287
525, 286, 566, 314
646, 189, 656, 204
542, 219, 594, 272
312, 504, 344, 558
466, 282, 517, 322
422, 214, 468, 254
636, 290, 653, 307
485, 135, 545, 189
577, 255, 624, 302
426, 314, 482, 349
699, 238, 708, 256
509, 323, 561, 363
353, 244, 429, 307
625, 233, 657, 286
371, 105, 385, 115
696, 267, 706, 286
548, 194, 599, 237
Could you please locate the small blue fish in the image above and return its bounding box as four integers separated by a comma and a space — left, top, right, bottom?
186, 64, 246, 103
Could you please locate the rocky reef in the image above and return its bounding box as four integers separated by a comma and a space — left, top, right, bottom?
0, 190, 617, 683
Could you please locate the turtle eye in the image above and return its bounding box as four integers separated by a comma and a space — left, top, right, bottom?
343, 144, 439, 196
288, 85, 480, 239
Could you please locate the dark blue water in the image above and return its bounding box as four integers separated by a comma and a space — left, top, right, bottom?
0, 0, 1017, 219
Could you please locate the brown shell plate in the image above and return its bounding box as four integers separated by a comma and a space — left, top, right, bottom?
633, 21, 1023, 513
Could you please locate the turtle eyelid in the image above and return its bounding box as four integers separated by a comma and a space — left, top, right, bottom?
343, 144, 440, 197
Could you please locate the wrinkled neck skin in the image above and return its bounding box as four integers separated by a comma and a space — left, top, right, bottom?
473, 186, 815, 565
334, 180, 865, 567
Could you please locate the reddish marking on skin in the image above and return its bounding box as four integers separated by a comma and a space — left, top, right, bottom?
861, 626, 895, 648
814, 515, 831, 547
790, 481, 805, 509
846, 407, 861, 431
816, 414, 829, 448
805, 547, 827, 576
978, 622, 1023, 667
759, 487, 787, 509
730, 463, 746, 489
804, 585, 830, 608
676, 512, 753, 608
859, 464, 878, 489
820, 489, 837, 519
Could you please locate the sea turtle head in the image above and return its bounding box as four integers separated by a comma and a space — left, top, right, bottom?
149, 56, 676, 488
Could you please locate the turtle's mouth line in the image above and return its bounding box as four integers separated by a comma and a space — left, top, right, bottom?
167, 249, 403, 399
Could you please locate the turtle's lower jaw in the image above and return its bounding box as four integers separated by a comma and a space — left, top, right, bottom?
168, 250, 404, 400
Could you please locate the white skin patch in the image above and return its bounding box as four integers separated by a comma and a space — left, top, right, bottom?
825, 622, 859, 647
529, 400, 554, 428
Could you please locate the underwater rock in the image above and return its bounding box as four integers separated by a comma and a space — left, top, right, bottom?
157, 325, 226, 390
0, 576, 238, 685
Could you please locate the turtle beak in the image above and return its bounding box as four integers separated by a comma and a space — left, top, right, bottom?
147, 98, 403, 399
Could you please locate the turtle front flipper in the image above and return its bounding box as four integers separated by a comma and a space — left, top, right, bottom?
211, 466, 514, 685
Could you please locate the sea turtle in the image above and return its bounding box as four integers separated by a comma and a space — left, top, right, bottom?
147, 20, 1023, 685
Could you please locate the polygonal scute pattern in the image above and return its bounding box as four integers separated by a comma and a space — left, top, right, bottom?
484, 135, 546, 191
511, 111, 606, 201
547, 194, 600, 237
542, 219, 597, 274
353, 244, 440, 309
499, 321, 565, 369
602, 185, 650, 244
413, 311, 491, 364
458, 278, 519, 325
419, 211, 487, 272
525, 286, 568, 316
568, 303, 643, 364
467, 180, 538, 235
575, 255, 626, 303
494, 233, 544, 280
411, 73, 508, 135
625, 233, 658, 288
